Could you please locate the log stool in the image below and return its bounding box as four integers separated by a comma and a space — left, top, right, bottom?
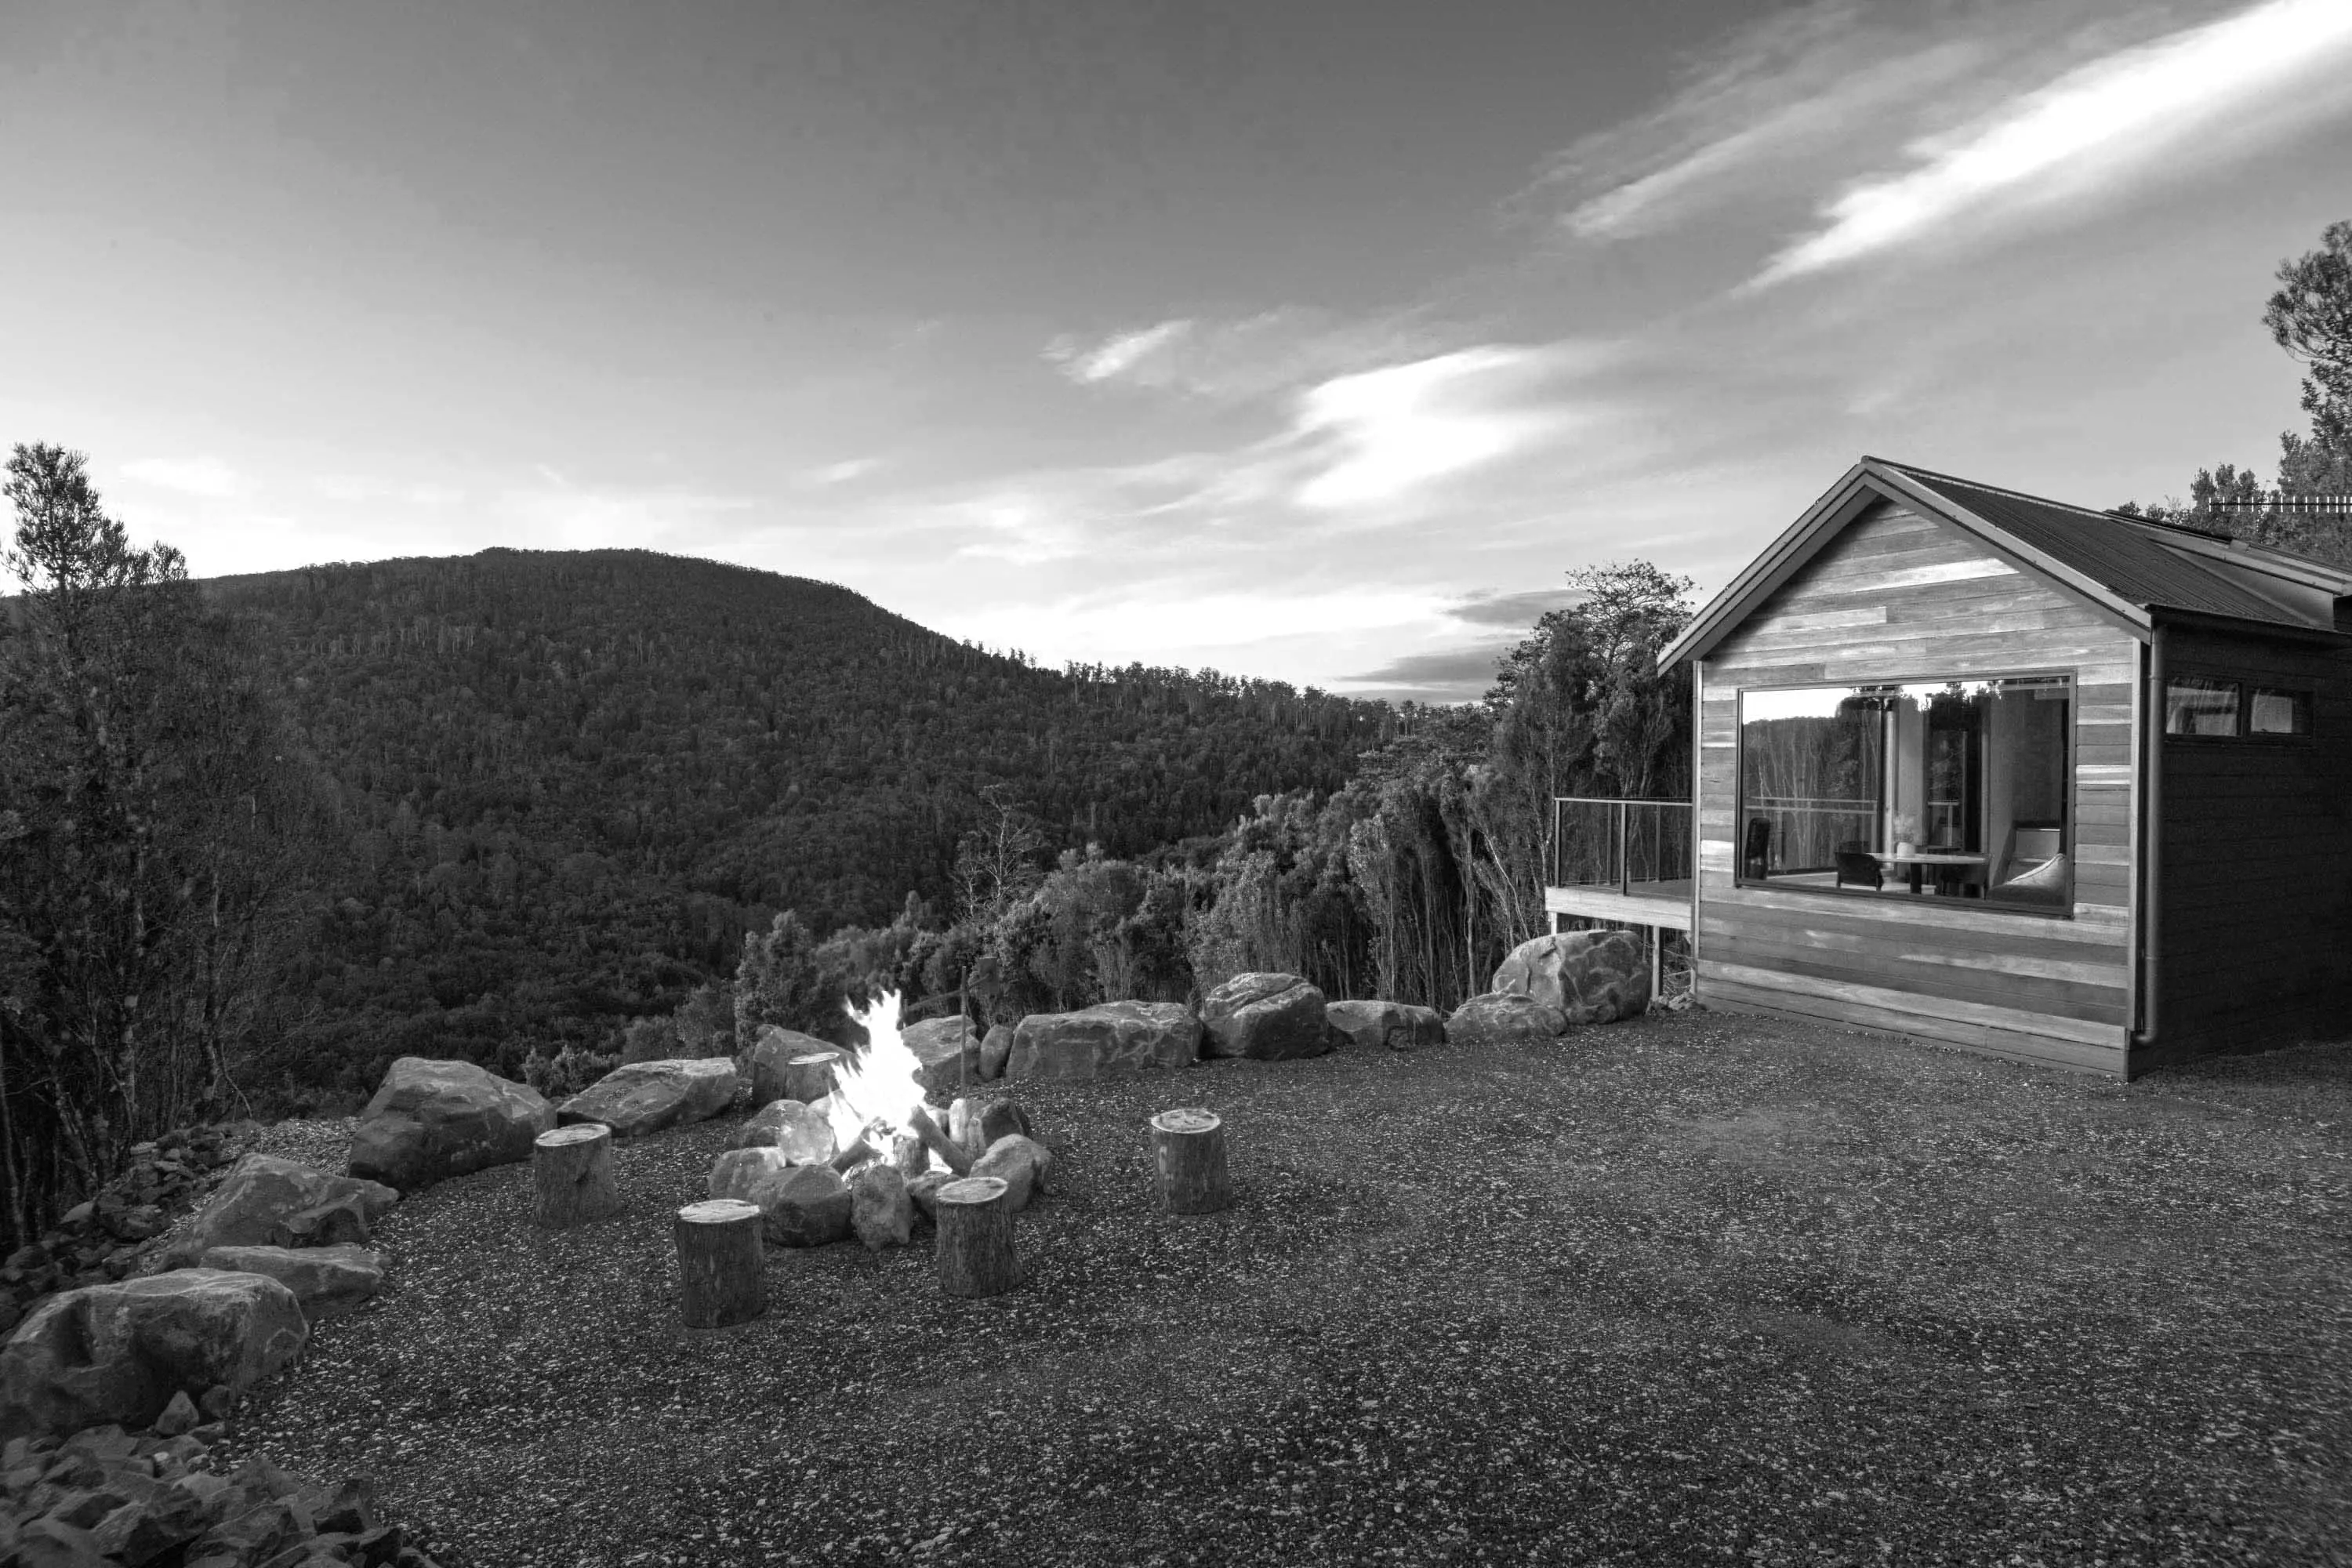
675, 1199, 766, 1328
934, 1176, 1019, 1298
532, 1123, 622, 1229
1149, 1108, 1231, 1214
782, 1051, 842, 1104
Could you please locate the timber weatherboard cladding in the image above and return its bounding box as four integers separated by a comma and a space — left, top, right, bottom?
1693, 499, 2140, 1073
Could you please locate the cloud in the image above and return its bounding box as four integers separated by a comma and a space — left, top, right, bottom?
1047, 307, 1457, 402
1047, 320, 1194, 384
1337, 644, 1509, 699
120, 455, 241, 499
1446, 587, 1586, 627
1754, 0, 2352, 285
800, 457, 880, 487
1535, 2, 1994, 243
1287, 346, 1590, 513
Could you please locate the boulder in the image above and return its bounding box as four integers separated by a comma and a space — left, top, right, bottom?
1446, 991, 1569, 1047
557, 1058, 739, 1138
1200, 973, 1331, 1061
194, 1246, 384, 1321
741, 1026, 838, 1104
1007, 1002, 1200, 1081
706, 1147, 791, 1206
978, 1024, 1014, 1080
947, 1098, 1033, 1160
969, 1134, 1053, 1214
1490, 928, 1651, 1025
0, 1271, 307, 1442
347, 1057, 554, 1192
901, 1016, 981, 1097
849, 1167, 913, 1250
165, 1156, 398, 1268
750, 1164, 853, 1248
906, 1171, 948, 1225
733, 1099, 837, 1163
267, 1192, 373, 1250
1324, 999, 1447, 1052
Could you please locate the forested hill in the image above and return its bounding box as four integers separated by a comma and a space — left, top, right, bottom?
201, 547, 1393, 1093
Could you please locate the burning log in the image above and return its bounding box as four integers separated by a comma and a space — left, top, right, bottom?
906, 1103, 975, 1176
532, 1123, 621, 1229
829, 1132, 876, 1174
674, 1199, 765, 1328
1149, 1109, 1231, 1215
935, 1176, 1019, 1298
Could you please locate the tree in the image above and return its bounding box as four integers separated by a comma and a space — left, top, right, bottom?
2264, 219, 2352, 456
0, 444, 318, 1250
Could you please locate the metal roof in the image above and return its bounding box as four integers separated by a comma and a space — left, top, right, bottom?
1879, 462, 2347, 633
1661, 459, 2352, 670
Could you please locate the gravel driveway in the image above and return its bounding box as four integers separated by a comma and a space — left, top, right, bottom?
222, 1011, 2352, 1567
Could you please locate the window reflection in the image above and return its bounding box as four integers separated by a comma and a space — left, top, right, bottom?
1737, 676, 2072, 909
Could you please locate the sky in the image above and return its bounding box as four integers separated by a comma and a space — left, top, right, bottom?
5, 0, 2351, 702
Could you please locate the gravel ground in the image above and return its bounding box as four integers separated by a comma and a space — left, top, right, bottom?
223, 1014, 2352, 1567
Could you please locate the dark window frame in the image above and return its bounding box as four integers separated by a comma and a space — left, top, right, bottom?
2164, 671, 2317, 742
1731, 667, 2078, 920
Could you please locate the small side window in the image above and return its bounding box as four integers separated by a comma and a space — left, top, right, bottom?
2249, 686, 2312, 736
2165, 675, 2239, 736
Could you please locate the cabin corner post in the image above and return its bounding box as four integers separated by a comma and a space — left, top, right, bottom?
2134, 627, 2166, 1054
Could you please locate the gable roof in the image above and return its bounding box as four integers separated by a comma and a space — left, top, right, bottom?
1661, 457, 2352, 670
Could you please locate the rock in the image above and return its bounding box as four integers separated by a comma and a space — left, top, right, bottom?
191, 1497, 304, 1566
1446, 991, 1569, 1047
749, 1165, 853, 1248
977, 1101, 1032, 1148
195, 1246, 384, 1321
969, 1135, 1052, 1214
732, 1099, 837, 1163
1200, 973, 1331, 1061
740, 1026, 838, 1105
347, 1058, 555, 1192
15, 1516, 107, 1568
906, 1172, 948, 1225
1324, 999, 1447, 1052
706, 1148, 790, 1206
557, 1059, 739, 1138
153, 1389, 200, 1437
267, 1193, 375, 1250
1490, 928, 1650, 1025
0, 1272, 306, 1442
975, 1025, 1011, 1081
900, 1016, 981, 1097
92, 1480, 214, 1566
163, 1157, 398, 1269
198, 1385, 236, 1422
849, 1167, 913, 1250
1006, 1002, 1200, 1081
298, 1477, 376, 1535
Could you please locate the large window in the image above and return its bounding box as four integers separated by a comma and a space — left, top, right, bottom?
1738, 675, 2073, 911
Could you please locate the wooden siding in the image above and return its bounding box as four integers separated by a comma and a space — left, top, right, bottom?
1694, 499, 2141, 1074
2154, 626, 2352, 1054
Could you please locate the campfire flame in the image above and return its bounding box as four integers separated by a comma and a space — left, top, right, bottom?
826, 989, 937, 1163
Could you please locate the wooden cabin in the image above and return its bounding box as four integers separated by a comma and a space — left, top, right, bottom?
1581, 458, 2352, 1077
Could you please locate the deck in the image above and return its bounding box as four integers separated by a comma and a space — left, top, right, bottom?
1543, 879, 1694, 931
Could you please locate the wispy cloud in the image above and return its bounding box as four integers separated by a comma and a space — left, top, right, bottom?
1534, 2, 1994, 244
121, 455, 241, 498
1756, 0, 2352, 285
1287, 345, 1599, 513
1047, 320, 1194, 384
1047, 307, 1456, 402
800, 457, 880, 488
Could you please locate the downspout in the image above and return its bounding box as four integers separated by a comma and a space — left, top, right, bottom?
2133, 627, 2165, 1052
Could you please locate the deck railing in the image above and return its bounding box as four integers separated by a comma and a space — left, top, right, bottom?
1554, 797, 1693, 897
